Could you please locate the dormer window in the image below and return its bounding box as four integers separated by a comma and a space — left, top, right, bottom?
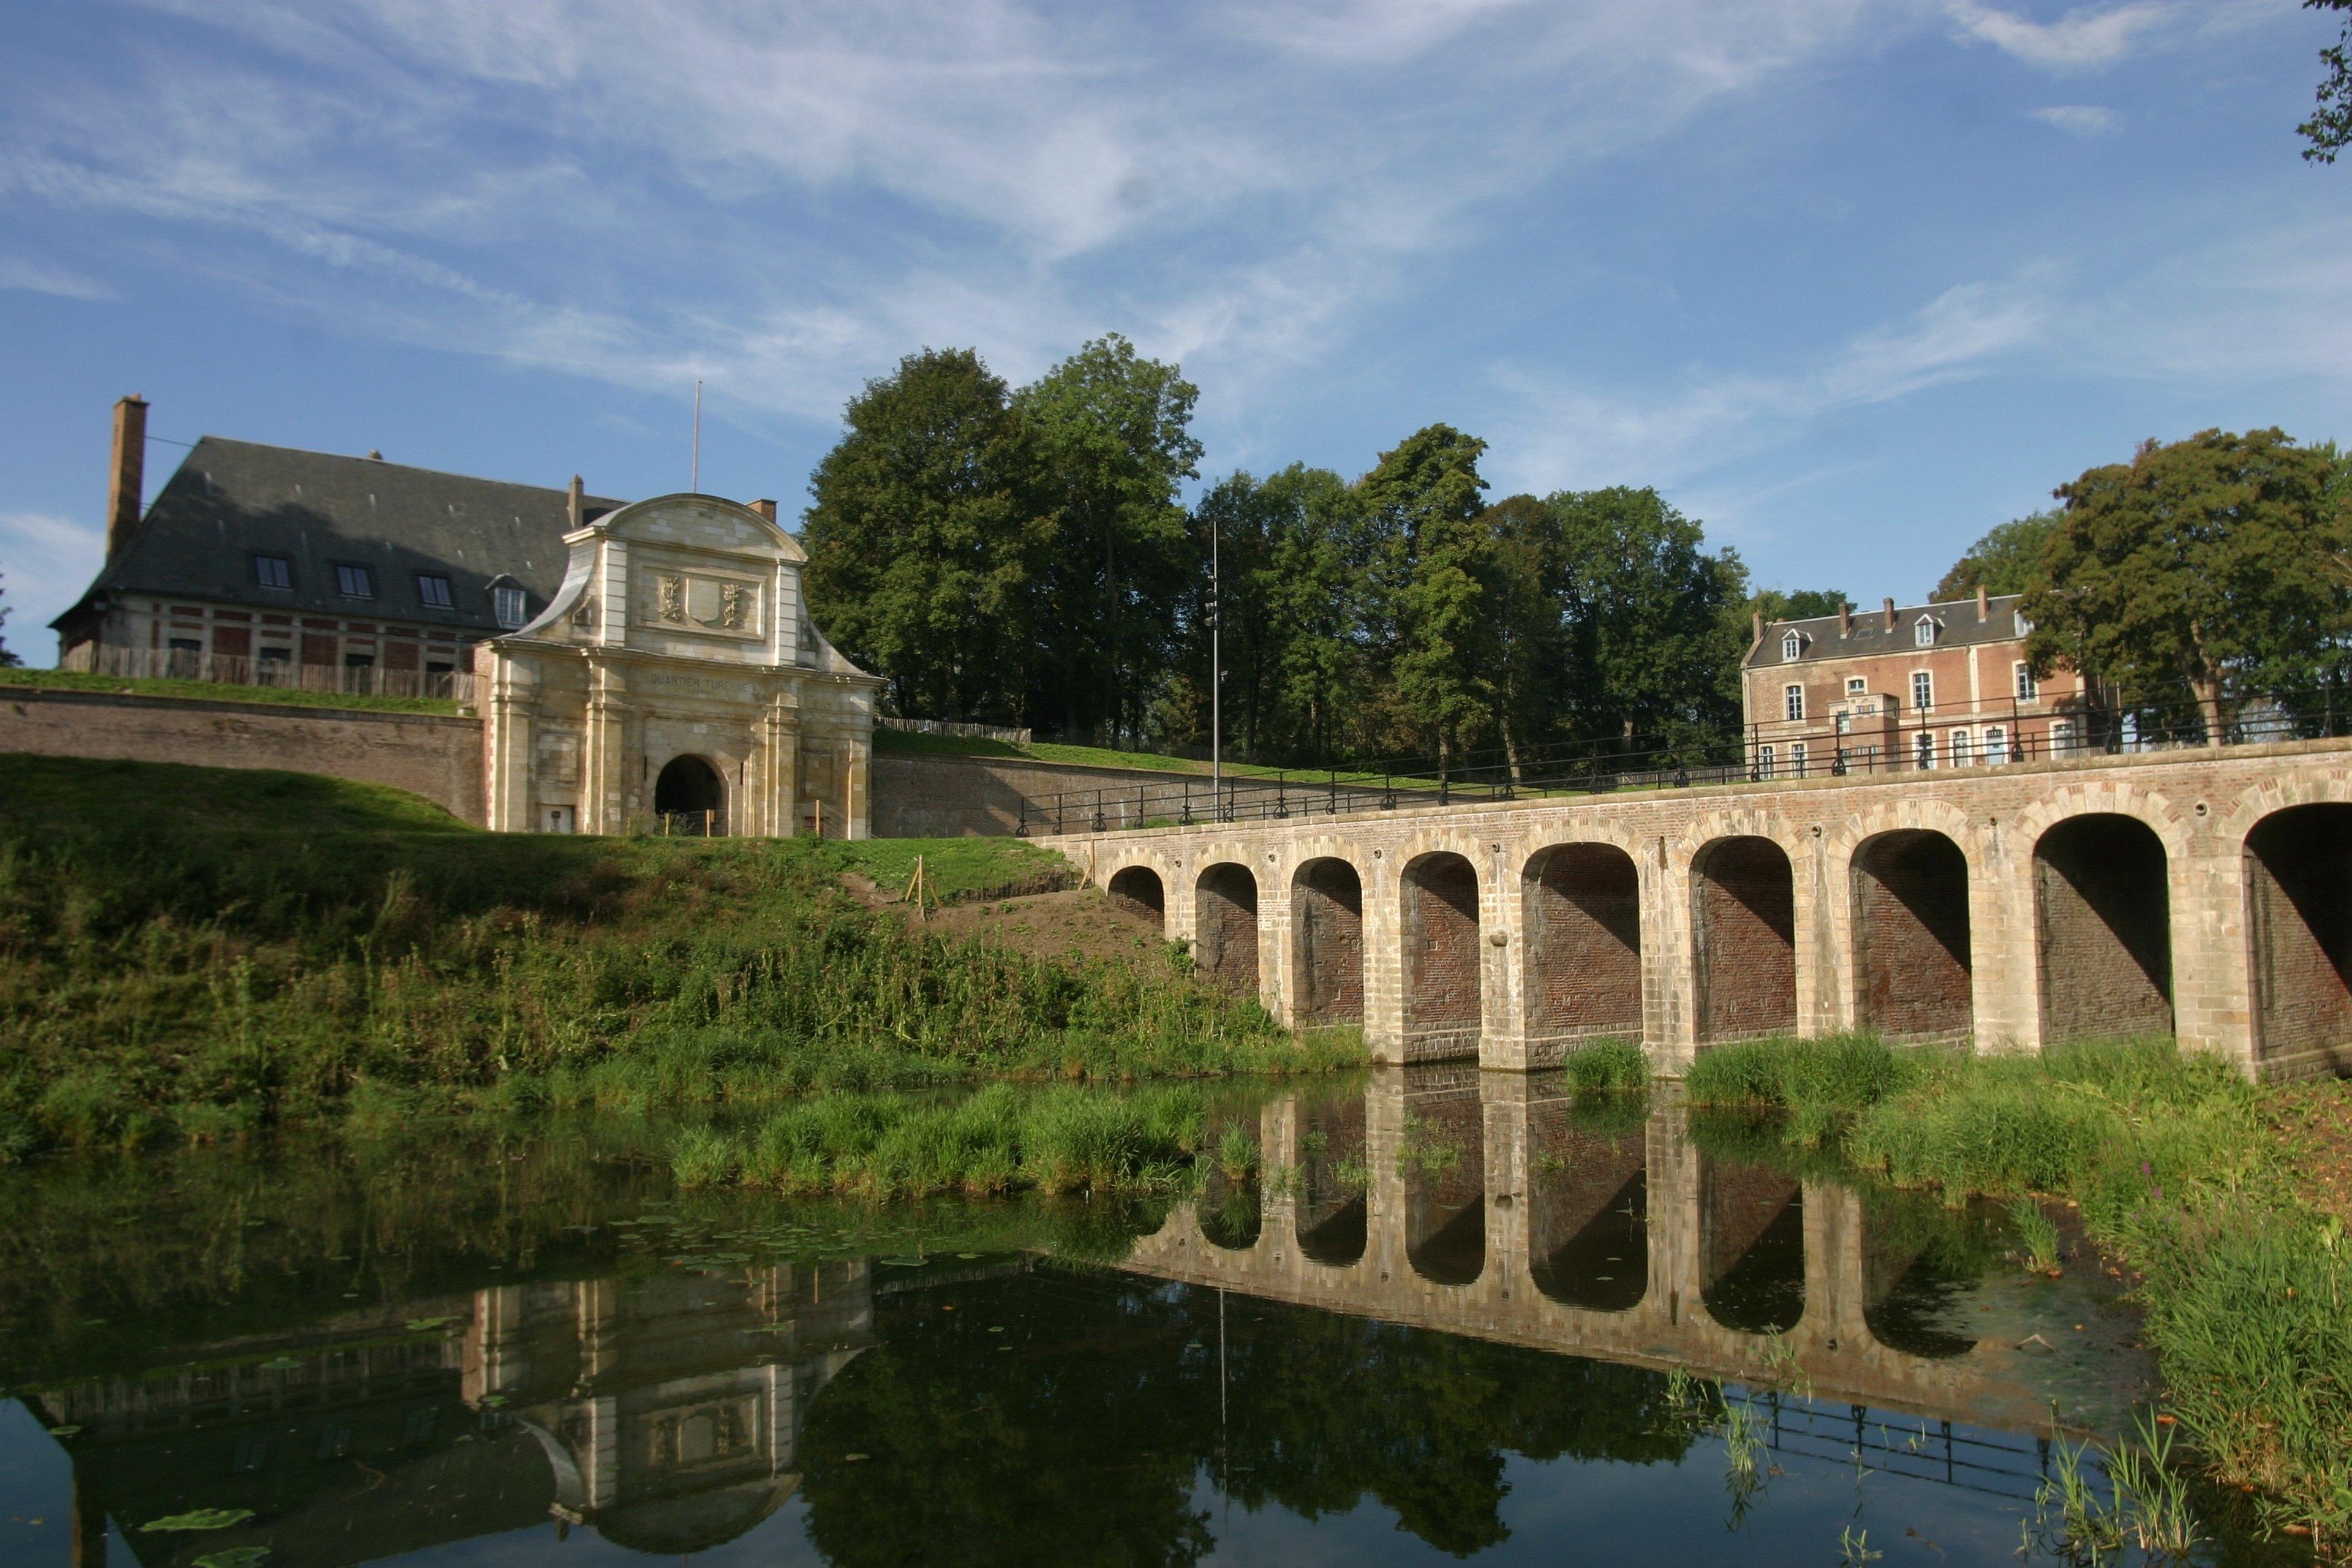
1913, 617, 1937, 647
417, 573, 454, 609
2015, 612, 2033, 637
1781, 631, 1802, 661
252, 554, 292, 590
494, 585, 527, 628
334, 564, 375, 599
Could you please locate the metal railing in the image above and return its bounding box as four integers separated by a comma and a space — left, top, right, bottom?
1020, 679, 2352, 832
879, 715, 1034, 744
55, 644, 478, 704
1725, 1388, 2069, 1503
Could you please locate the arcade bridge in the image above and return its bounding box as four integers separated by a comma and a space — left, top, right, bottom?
1039, 736, 2352, 1080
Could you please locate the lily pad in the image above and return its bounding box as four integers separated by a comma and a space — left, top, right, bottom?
145, 1508, 255, 1531
195, 1550, 273, 1567
49, 1424, 83, 1438
258, 1357, 303, 1372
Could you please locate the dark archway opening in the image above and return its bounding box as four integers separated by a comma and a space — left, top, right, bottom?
1402, 852, 1482, 1057
654, 755, 726, 835
2247, 803, 2352, 1074
1296, 1090, 1368, 1267
1108, 865, 1167, 926
1194, 863, 1259, 998
1528, 1095, 1646, 1311
1292, 858, 1366, 1026
1700, 1156, 1805, 1335
1694, 837, 1796, 1042
1862, 1214, 1980, 1361
1524, 843, 1643, 1049
1853, 830, 1973, 1041
1403, 1085, 1485, 1286
2036, 815, 2172, 1044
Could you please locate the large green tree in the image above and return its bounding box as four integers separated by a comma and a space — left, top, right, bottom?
2022, 428, 2352, 738
2302, 0, 2352, 162
1360, 426, 1496, 775
1017, 334, 1202, 745
801, 348, 1046, 724
1931, 511, 2059, 601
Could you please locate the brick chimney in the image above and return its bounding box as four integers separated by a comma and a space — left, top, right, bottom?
1977, 582, 1990, 622
1839, 601, 1853, 637
1749, 609, 1763, 646
1882, 597, 1897, 631
750, 498, 778, 523
105, 394, 147, 562
567, 474, 584, 531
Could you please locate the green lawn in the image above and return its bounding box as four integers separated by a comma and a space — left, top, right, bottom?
0, 666, 466, 715
875, 726, 1442, 791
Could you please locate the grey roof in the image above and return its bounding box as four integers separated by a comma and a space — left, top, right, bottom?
1747, 594, 2031, 668
55, 437, 628, 634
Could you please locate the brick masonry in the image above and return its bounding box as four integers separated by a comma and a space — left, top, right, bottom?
1291, 857, 1365, 1025
1525, 843, 1644, 1046
1050, 736, 2352, 1082
2034, 813, 2174, 1044
1854, 829, 1973, 1040
1693, 836, 1798, 1042
1194, 861, 1260, 998
1401, 852, 1483, 1055
0, 687, 485, 823
2245, 804, 2352, 1076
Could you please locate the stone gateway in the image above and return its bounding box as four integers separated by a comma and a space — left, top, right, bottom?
477, 491, 883, 838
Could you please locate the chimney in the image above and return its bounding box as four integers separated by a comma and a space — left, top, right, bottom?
750, 498, 778, 523
1749, 609, 1763, 646
366, 449, 383, 461
1838, 601, 1852, 637
1977, 582, 1990, 622
1883, 597, 1897, 631
105, 394, 147, 562
567, 474, 584, 531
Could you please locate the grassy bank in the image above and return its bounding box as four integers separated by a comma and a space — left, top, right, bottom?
1686, 1033, 2350, 1553
0, 666, 463, 715
0, 755, 1359, 1156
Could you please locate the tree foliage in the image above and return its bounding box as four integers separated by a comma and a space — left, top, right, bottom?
2302, 0, 2352, 163
0, 567, 20, 668
1931, 511, 2059, 601
2021, 428, 2352, 727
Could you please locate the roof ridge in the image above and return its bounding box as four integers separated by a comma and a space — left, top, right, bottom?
184, 435, 628, 505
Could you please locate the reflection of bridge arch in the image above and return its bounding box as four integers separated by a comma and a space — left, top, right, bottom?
1697, 1153, 1805, 1335
1403, 1073, 1485, 1286
1295, 1088, 1369, 1267
1526, 1097, 1646, 1312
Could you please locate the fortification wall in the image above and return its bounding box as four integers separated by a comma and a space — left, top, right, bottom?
0, 687, 486, 824
870, 748, 1215, 837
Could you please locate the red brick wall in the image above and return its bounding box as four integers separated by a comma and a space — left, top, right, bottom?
1694, 837, 1797, 1041
1853, 829, 1973, 1039
2035, 814, 2173, 1042
2247, 804, 2352, 1072
1525, 843, 1643, 1041
1194, 862, 1260, 997
1401, 852, 1482, 1049
1699, 1158, 1805, 1333
1291, 857, 1365, 1025
1109, 865, 1166, 924
1526, 1102, 1646, 1311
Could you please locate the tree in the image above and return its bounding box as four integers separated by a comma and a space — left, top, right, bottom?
1360, 426, 1495, 775
0, 567, 20, 668
1017, 335, 1202, 745
1747, 587, 1849, 625
2302, 0, 2352, 162
802, 348, 1047, 725
1931, 511, 2059, 601
2022, 428, 2352, 740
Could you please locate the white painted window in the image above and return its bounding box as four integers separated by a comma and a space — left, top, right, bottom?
1983, 725, 2009, 764
1781, 630, 1802, 660
494, 586, 527, 628
2051, 718, 2076, 755
2015, 612, 2033, 636
1950, 729, 1973, 766
1915, 730, 1935, 769
1757, 744, 1776, 778
1914, 617, 1937, 647
1784, 684, 1804, 722
2014, 662, 2037, 699
1911, 671, 1933, 712
1790, 741, 1808, 777
1846, 676, 1866, 696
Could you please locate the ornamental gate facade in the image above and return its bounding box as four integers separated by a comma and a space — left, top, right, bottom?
1051, 737, 2352, 1082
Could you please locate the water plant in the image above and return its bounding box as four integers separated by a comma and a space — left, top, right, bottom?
2010, 1197, 2064, 1274
1559, 1036, 1649, 1093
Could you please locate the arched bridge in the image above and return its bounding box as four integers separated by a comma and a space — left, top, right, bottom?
1048, 737, 2352, 1078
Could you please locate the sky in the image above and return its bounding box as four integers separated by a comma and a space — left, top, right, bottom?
1, 0, 2347, 661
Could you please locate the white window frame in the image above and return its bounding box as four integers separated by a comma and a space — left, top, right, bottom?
1950, 729, 1973, 766
1781, 631, 1802, 660
1784, 684, 1805, 722
2050, 718, 2076, 755
494, 585, 527, 628
1757, 744, 1776, 779
2014, 662, 2037, 700
1910, 671, 1933, 712
1983, 725, 2009, 765
1913, 617, 1937, 647
1845, 676, 1867, 697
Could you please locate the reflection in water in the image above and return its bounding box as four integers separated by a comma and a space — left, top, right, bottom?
1403, 1076, 1485, 1286
1198, 1112, 1263, 1251
1699, 1157, 1806, 1335
1528, 1086, 1648, 1312
1295, 1090, 1368, 1267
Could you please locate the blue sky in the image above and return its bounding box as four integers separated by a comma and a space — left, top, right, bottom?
1, 1, 2346, 660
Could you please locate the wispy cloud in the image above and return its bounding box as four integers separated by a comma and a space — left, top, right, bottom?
0, 511, 105, 654
2029, 104, 2124, 135
0, 254, 111, 300
1942, 1, 2182, 70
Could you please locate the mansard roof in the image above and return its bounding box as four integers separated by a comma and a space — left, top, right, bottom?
53, 437, 628, 634
1747, 594, 2034, 669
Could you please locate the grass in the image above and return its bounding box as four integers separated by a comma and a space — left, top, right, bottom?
874, 725, 1450, 793
1684, 1029, 2351, 1554
0, 754, 1362, 1154
0, 666, 462, 715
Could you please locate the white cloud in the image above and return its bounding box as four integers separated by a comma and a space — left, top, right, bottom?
0, 254, 111, 300
0, 511, 105, 660
2029, 104, 2123, 135
1942, 1, 2180, 70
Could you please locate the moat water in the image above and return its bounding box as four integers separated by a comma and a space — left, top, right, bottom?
0, 1074, 2297, 1566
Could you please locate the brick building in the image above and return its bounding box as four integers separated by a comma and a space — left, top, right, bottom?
1741, 590, 2084, 777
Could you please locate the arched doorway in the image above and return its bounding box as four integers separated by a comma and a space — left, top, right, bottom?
1194, 863, 1259, 998
2035, 814, 2171, 1043
2245, 803, 2352, 1072
1693, 836, 1796, 1042
1852, 830, 1972, 1040
1108, 865, 1167, 927
655, 755, 726, 835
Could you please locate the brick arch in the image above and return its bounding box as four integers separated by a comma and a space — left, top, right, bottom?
1095, 845, 1180, 935
2215, 772, 2352, 849
1192, 858, 1262, 998
1683, 816, 1803, 1044
1849, 829, 1974, 1041
1520, 839, 1645, 1047
2241, 799, 2352, 1077
2033, 812, 2174, 1044
2005, 779, 2193, 866
1291, 854, 1368, 1026
1398, 839, 1487, 1058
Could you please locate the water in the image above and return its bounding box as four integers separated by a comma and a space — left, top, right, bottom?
0, 1070, 2263, 1567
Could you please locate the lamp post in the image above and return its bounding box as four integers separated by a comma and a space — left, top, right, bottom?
1210, 501, 1221, 816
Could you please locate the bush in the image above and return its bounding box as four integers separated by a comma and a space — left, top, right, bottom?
1559, 1037, 1649, 1093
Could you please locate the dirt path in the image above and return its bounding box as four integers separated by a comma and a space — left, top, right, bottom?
2264, 1079, 2352, 1224
844, 874, 1178, 973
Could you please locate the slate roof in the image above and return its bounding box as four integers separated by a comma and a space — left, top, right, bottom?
1746, 594, 2032, 669
55, 437, 628, 635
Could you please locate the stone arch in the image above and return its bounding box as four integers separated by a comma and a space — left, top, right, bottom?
2035, 813, 2173, 1043
1107, 864, 1167, 925
1691, 835, 1797, 1042
2245, 802, 2352, 1074
1851, 829, 1973, 1041
1522, 842, 1643, 1047
1403, 1084, 1485, 1286
1698, 1152, 1806, 1335
1194, 861, 1260, 997
1291, 856, 1366, 1026
654, 753, 726, 832
1295, 1088, 1369, 1267
1526, 1093, 1646, 1311
1401, 850, 1483, 1057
